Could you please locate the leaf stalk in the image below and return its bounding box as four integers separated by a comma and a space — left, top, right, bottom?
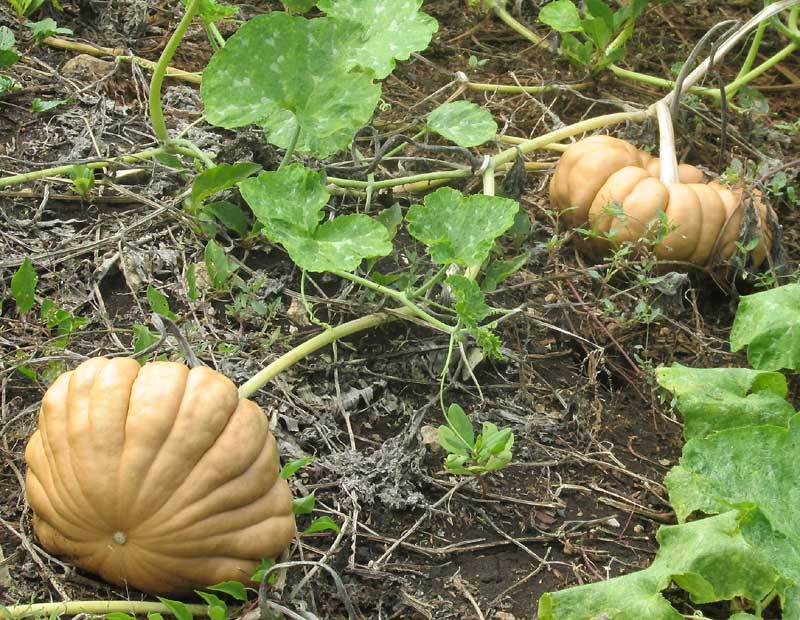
149, 0, 202, 143
0, 601, 208, 620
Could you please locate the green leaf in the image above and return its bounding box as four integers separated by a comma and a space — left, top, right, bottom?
194, 592, 227, 620
585, 0, 613, 27
293, 491, 316, 515
481, 252, 529, 292
737, 86, 769, 115
26, 18, 72, 44
201, 13, 381, 158
155, 153, 185, 170
0, 26, 15, 51
180, 0, 238, 24
426, 101, 497, 147
539, 0, 583, 32
730, 283, 800, 372
156, 599, 194, 620
318, 0, 437, 79
147, 613, 164, 620
207, 581, 248, 601
240, 163, 328, 238
11, 257, 38, 314
69, 164, 95, 198
375, 203, 403, 240
132, 324, 158, 355
614, 0, 649, 26
539, 512, 778, 620
667, 414, 800, 541
191, 162, 262, 208
280, 456, 315, 479
445, 404, 474, 449
561, 32, 594, 67
0, 49, 19, 69
186, 263, 199, 301
406, 187, 519, 267
146, 285, 177, 320
0, 75, 20, 94
206, 201, 250, 237
656, 364, 796, 440
302, 516, 340, 535
31, 98, 67, 113
283, 0, 317, 12
443, 453, 471, 475
446, 275, 491, 328
479, 422, 513, 456
204, 240, 237, 289
581, 15, 612, 48
105, 614, 136, 620
438, 426, 469, 456
250, 558, 277, 584
239, 164, 391, 272
468, 326, 503, 360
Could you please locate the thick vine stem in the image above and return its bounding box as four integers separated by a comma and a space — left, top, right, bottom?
661, 0, 800, 108
149, 0, 202, 143
0, 146, 177, 188
333, 269, 455, 333
484, 0, 547, 48
466, 80, 591, 94
238, 311, 403, 398
490, 109, 650, 169
655, 100, 679, 185
42, 37, 202, 83
0, 601, 208, 620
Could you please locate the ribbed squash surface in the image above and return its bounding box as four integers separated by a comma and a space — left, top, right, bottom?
24, 357, 295, 595
549, 135, 774, 268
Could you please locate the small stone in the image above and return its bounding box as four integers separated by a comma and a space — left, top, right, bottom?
420, 425, 440, 447
0, 544, 12, 588
61, 54, 115, 82
606, 517, 621, 528
286, 296, 310, 326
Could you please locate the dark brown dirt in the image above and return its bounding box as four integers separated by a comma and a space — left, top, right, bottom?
1, 1, 799, 619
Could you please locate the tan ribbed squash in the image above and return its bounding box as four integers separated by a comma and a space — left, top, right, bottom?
24, 356, 295, 595
549, 135, 774, 268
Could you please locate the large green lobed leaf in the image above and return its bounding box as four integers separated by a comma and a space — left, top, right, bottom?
667, 414, 800, 574
406, 187, 519, 267
730, 283, 800, 372
238, 164, 391, 272
539, 511, 779, 620
426, 101, 498, 147
656, 363, 795, 440
317, 0, 438, 79
201, 13, 381, 158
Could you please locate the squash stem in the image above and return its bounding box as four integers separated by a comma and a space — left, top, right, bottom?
168, 138, 215, 168
0, 601, 208, 620
42, 36, 202, 83
490, 109, 650, 169
660, 0, 799, 108
278, 124, 301, 170
656, 100, 679, 185
735, 19, 766, 83
332, 270, 455, 334
149, 0, 201, 143
465, 80, 592, 94
0, 145, 199, 188
238, 311, 403, 398
724, 41, 798, 100
485, 0, 547, 48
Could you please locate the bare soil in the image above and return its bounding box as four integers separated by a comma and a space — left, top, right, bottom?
1, 1, 799, 619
